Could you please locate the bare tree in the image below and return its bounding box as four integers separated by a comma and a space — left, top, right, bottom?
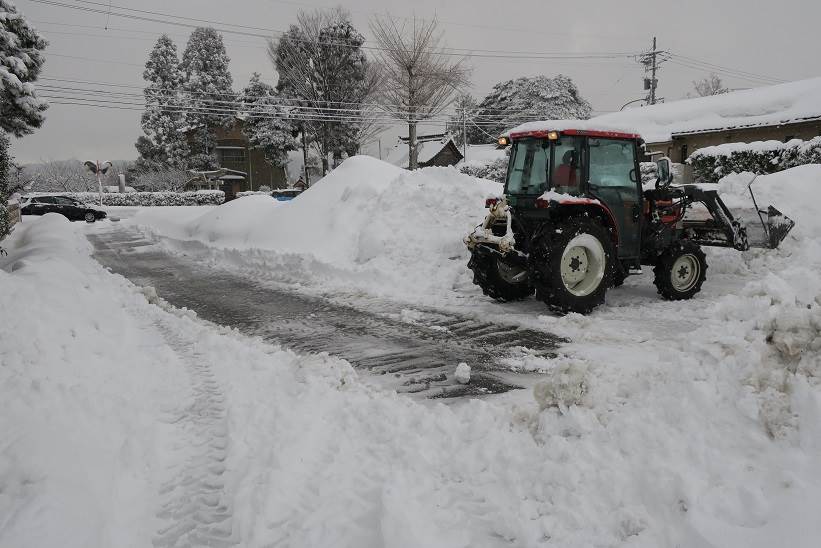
133, 168, 191, 192
370, 15, 471, 169
692, 73, 728, 97
23, 160, 97, 192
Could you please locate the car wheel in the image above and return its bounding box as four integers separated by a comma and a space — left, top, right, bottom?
84, 211, 96, 223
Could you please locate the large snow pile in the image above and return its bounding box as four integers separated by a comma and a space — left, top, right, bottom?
593, 77, 821, 143
133, 156, 501, 298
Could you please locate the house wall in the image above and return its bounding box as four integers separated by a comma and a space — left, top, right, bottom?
213, 124, 288, 190
645, 120, 821, 162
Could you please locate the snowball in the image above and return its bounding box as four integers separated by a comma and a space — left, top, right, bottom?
533, 360, 587, 411
454, 362, 471, 384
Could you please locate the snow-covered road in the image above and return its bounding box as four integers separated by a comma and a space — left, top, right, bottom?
89, 224, 565, 398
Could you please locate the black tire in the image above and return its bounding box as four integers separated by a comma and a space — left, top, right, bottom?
612, 268, 627, 288
84, 211, 96, 223
467, 246, 534, 302
653, 241, 707, 300
531, 217, 615, 315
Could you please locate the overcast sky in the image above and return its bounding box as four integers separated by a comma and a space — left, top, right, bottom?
10, 0, 821, 164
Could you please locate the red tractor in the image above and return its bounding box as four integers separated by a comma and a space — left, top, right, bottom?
465, 124, 794, 314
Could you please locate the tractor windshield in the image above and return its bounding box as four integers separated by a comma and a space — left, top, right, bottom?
506, 136, 583, 196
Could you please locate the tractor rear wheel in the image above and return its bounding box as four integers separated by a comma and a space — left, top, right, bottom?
653, 241, 707, 300
468, 246, 534, 302
532, 217, 615, 315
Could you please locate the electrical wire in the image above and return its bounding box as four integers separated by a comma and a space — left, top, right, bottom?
27, 0, 643, 60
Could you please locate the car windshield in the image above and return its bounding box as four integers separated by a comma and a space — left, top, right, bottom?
505, 136, 583, 196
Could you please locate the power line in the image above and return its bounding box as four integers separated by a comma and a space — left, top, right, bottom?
666, 54, 785, 85
28, 0, 643, 60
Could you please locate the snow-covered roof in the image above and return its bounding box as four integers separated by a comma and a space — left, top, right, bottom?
592, 77, 821, 143
386, 134, 461, 168
459, 144, 507, 169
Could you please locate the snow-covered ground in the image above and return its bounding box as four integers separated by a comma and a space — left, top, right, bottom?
2, 158, 820, 547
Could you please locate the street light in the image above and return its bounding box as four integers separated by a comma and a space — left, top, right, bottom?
84, 160, 112, 206
620, 98, 647, 111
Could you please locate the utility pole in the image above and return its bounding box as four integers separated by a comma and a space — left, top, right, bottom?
301, 123, 310, 187
462, 107, 468, 162
649, 36, 658, 104
639, 37, 669, 105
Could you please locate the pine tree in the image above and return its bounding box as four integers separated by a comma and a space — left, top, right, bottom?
180, 27, 235, 170
137, 34, 189, 171
240, 73, 296, 168
0, 0, 48, 138
473, 75, 591, 140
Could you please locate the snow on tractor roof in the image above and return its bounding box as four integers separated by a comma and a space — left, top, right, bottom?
592, 76, 821, 143
504, 119, 642, 140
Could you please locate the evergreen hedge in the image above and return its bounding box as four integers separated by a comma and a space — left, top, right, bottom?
687, 137, 821, 183
27, 190, 225, 207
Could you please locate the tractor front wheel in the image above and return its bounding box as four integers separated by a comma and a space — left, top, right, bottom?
468, 246, 534, 302
653, 241, 707, 300
532, 217, 615, 315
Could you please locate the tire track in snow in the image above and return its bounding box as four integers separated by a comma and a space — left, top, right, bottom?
88, 227, 565, 399
153, 328, 236, 548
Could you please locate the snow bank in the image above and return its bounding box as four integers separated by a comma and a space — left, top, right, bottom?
0, 215, 177, 547
132, 156, 501, 299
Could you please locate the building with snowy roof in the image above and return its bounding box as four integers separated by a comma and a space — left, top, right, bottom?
184, 121, 289, 195
592, 77, 821, 162
386, 133, 464, 169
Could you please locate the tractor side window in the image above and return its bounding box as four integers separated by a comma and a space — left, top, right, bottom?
551, 138, 583, 195
506, 139, 549, 195
588, 138, 637, 190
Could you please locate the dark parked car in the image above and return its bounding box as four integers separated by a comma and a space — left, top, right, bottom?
21, 195, 107, 222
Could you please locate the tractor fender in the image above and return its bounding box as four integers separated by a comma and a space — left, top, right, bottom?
543, 199, 619, 245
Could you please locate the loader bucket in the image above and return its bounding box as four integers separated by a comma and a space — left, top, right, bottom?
744, 175, 795, 249
761, 205, 795, 249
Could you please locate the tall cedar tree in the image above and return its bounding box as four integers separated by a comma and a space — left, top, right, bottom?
270, 10, 377, 174
0, 131, 11, 240
180, 27, 235, 170
0, 0, 47, 138
240, 73, 296, 169
137, 34, 189, 171
1, 0, 47, 241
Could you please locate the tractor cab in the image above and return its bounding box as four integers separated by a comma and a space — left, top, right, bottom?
500, 128, 645, 259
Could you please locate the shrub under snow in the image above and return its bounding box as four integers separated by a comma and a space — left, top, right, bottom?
687, 136, 821, 183
58, 190, 224, 207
